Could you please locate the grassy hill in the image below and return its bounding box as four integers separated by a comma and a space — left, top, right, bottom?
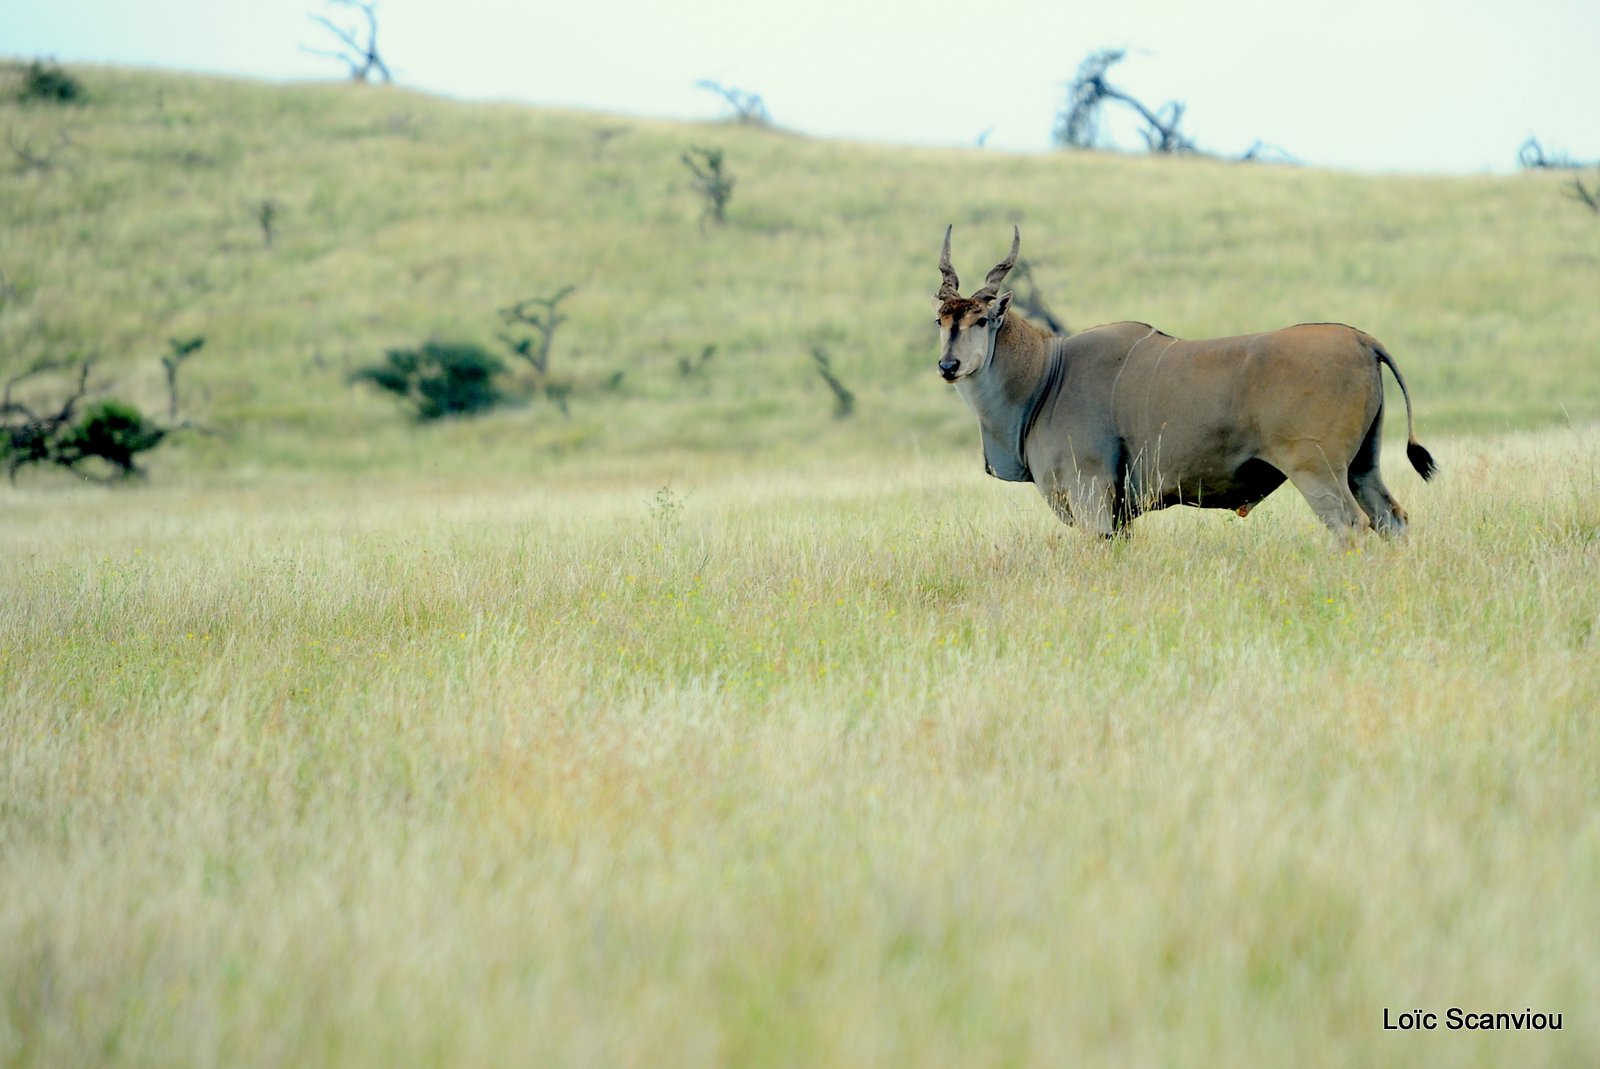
3, 63, 1598, 481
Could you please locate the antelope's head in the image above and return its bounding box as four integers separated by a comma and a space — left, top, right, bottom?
933, 225, 1019, 382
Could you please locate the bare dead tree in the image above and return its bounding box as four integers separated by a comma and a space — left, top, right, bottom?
304, 0, 392, 84
695, 80, 770, 126
1054, 48, 1194, 155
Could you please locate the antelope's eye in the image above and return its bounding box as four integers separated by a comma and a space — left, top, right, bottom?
974, 317, 988, 327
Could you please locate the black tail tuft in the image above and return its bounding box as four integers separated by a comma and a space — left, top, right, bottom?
1407, 440, 1438, 482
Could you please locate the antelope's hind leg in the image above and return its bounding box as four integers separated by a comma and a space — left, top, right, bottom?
1275, 444, 1371, 541
1347, 411, 1409, 538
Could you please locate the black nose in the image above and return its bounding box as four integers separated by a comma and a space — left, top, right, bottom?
938, 358, 960, 379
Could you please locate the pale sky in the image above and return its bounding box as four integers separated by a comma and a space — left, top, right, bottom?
8, 0, 1599, 173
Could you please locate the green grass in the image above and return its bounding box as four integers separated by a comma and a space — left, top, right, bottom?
3, 62, 1600, 1067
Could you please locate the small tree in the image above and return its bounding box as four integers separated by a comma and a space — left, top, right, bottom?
304, 0, 392, 84
2, 361, 177, 483
682, 146, 735, 228
498, 287, 578, 414
351, 341, 507, 421
497, 288, 575, 378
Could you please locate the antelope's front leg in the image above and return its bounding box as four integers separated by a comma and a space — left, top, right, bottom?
1042, 467, 1120, 538
1071, 476, 1122, 538
1043, 487, 1076, 527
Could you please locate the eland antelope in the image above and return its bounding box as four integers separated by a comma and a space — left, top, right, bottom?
935, 226, 1436, 539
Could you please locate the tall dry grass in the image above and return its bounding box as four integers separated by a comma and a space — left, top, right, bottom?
4, 429, 1597, 1066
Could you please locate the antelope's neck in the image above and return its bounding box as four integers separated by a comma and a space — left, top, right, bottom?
955, 317, 1052, 425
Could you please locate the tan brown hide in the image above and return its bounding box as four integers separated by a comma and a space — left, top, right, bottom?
935, 227, 1436, 539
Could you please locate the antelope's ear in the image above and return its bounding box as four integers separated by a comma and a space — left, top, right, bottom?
992, 292, 1013, 321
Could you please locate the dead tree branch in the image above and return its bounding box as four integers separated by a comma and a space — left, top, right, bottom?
1055, 49, 1194, 155
304, 0, 392, 84
695, 80, 771, 126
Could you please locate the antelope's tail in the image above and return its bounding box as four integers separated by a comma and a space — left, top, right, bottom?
1373, 343, 1437, 481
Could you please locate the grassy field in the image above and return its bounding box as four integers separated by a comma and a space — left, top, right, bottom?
3, 63, 1600, 1067
4, 432, 1598, 1067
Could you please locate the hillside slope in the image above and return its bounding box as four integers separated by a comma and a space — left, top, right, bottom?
3, 64, 1597, 480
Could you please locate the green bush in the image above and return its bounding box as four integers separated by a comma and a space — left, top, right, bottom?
351, 341, 509, 421
20, 59, 83, 103
55, 401, 167, 477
